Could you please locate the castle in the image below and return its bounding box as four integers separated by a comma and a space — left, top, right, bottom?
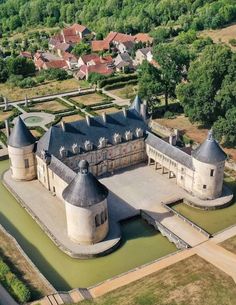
7, 96, 227, 245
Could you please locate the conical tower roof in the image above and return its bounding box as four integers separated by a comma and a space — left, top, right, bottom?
130, 95, 142, 114
192, 131, 227, 164
62, 160, 108, 207
8, 116, 36, 148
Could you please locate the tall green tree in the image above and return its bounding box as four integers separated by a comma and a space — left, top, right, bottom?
153, 43, 190, 108
177, 44, 232, 125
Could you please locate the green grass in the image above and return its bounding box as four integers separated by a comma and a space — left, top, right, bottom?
221, 235, 236, 255
73, 255, 236, 305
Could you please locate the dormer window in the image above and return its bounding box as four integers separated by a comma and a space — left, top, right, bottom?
72, 143, 80, 154
59, 146, 67, 158
98, 137, 107, 149
84, 140, 93, 151
125, 130, 133, 141
135, 128, 143, 138
113, 133, 122, 145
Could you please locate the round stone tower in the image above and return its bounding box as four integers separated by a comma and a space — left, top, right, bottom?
62, 160, 109, 245
192, 131, 227, 200
8, 116, 36, 181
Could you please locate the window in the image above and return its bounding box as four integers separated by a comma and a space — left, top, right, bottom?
203, 185, 207, 189
24, 159, 29, 168
210, 169, 214, 177
53, 186, 56, 193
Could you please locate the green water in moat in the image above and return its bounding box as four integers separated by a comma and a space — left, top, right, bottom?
174, 177, 236, 234
0, 160, 176, 290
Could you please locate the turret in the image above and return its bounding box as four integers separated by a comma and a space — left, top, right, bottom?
8, 116, 36, 181
130, 95, 147, 121
62, 160, 109, 244
192, 131, 227, 200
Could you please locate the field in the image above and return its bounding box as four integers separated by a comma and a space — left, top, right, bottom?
0, 79, 89, 101
201, 24, 236, 51
95, 107, 120, 115
30, 100, 69, 112
61, 114, 85, 123
78, 255, 236, 305
108, 85, 138, 99
72, 93, 105, 106
0, 110, 13, 122
155, 115, 236, 161
0, 228, 52, 299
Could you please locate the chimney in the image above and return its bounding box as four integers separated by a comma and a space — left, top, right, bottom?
122, 107, 127, 117
169, 134, 177, 146
86, 115, 90, 126
5, 119, 10, 138
140, 101, 147, 121
4, 97, 8, 111
102, 112, 107, 123
61, 120, 66, 132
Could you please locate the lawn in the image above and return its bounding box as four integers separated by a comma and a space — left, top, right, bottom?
200, 24, 236, 51
155, 114, 236, 161
108, 85, 138, 100
61, 113, 85, 123
0, 228, 52, 300
72, 93, 105, 106
77, 255, 236, 305
221, 235, 236, 256
30, 100, 69, 112
95, 107, 120, 115
0, 79, 89, 102
30, 129, 44, 138
0, 110, 13, 122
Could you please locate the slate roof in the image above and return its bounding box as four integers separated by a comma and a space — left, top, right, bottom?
8, 117, 36, 148
36, 108, 147, 159
130, 95, 142, 114
192, 131, 227, 164
62, 160, 108, 207
48, 155, 76, 184
145, 131, 194, 170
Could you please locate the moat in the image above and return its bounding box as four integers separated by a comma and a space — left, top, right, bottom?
0, 160, 176, 290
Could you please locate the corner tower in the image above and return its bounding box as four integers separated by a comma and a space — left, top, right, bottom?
8, 116, 36, 181
62, 160, 109, 245
130, 95, 147, 121
192, 131, 227, 200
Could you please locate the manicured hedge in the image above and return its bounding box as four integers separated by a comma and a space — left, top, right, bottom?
99, 74, 137, 88
0, 131, 7, 146
0, 259, 31, 303
103, 79, 137, 91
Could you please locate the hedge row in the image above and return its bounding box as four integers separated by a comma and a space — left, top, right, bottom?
152, 102, 183, 119
0, 131, 7, 146
0, 259, 31, 303
103, 79, 138, 91
99, 74, 137, 88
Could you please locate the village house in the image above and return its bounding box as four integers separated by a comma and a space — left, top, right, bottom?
114, 53, 134, 72
34, 51, 68, 70
135, 47, 153, 65
75, 63, 114, 80
117, 41, 135, 54
134, 33, 153, 45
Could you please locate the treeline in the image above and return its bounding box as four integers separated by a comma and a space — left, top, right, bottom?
0, 0, 236, 35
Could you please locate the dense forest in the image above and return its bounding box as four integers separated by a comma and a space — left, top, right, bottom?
0, 0, 236, 35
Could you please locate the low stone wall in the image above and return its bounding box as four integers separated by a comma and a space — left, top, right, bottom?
150, 121, 176, 138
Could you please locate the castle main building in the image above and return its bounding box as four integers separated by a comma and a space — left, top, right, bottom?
7, 96, 227, 245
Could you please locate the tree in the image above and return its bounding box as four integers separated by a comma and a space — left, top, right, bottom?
72, 42, 91, 57
6, 57, 35, 77
0, 58, 8, 83
177, 44, 232, 125
213, 107, 236, 147
138, 60, 162, 111
154, 43, 190, 109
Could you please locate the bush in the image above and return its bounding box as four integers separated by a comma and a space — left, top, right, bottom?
163, 111, 175, 118
18, 77, 36, 88
229, 39, 236, 47
103, 79, 137, 90
99, 74, 137, 88
0, 259, 31, 303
